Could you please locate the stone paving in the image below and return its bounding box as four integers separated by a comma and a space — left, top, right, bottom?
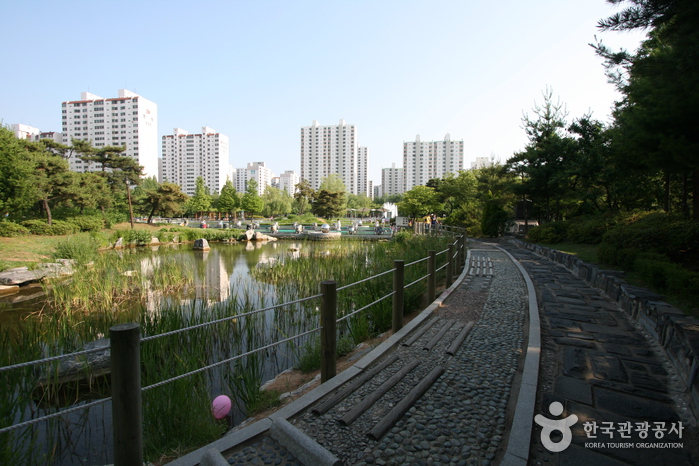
497, 241, 697, 466
179, 240, 698, 466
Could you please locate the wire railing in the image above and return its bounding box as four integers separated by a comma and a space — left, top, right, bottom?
0, 226, 467, 464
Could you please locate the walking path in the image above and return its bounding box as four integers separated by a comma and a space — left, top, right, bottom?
172, 240, 697, 466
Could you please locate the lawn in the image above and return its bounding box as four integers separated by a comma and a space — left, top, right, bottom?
0, 222, 170, 271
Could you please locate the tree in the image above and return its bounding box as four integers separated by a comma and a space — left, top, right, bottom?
293, 179, 315, 215
81, 145, 144, 228
596, 0, 699, 218
218, 179, 240, 219
241, 179, 264, 220
312, 190, 346, 219
29, 152, 75, 225
262, 186, 293, 217
0, 127, 38, 218
143, 182, 188, 223
506, 89, 577, 223
187, 177, 212, 216
71, 172, 112, 213
398, 185, 442, 219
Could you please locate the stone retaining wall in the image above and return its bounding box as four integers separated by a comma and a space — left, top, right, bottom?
508, 238, 699, 421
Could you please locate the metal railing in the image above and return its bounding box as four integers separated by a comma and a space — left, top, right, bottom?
0, 228, 467, 465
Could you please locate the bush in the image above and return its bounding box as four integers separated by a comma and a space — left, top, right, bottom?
0, 221, 29, 237
601, 212, 699, 268
297, 338, 321, 373
566, 215, 618, 244
527, 221, 568, 244
634, 254, 699, 303
21, 219, 78, 236
65, 216, 104, 232
392, 230, 413, 244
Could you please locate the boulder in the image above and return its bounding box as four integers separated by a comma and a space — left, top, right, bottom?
37, 338, 111, 386
193, 238, 211, 251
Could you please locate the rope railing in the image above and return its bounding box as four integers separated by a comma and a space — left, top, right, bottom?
337, 291, 395, 323
336, 268, 395, 292
142, 327, 321, 393
1, 228, 468, 465
405, 273, 430, 289
140, 293, 323, 343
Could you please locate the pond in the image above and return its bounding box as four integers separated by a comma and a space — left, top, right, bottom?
0, 240, 347, 465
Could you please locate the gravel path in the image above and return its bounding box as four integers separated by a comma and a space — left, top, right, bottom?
287, 245, 527, 465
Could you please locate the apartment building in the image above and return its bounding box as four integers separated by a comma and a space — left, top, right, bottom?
300, 119, 358, 194
278, 170, 300, 196
403, 134, 463, 191
161, 127, 228, 195
235, 161, 273, 196
356, 146, 369, 197
382, 163, 405, 196
61, 89, 158, 177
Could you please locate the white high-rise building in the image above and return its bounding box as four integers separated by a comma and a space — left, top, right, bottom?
382, 163, 405, 196
279, 170, 300, 196
471, 156, 492, 169
300, 119, 358, 194
357, 146, 369, 197
161, 127, 228, 196
61, 90, 158, 177
11, 124, 63, 144
403, 134, 463, 191
235, 161, 273, 195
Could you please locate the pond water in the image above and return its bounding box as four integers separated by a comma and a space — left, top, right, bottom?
0, 240, 350, 465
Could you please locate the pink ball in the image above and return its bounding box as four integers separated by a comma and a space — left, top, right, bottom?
212, 395, 231, 420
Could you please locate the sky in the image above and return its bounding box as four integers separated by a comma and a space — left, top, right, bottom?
0, 0, 647, 186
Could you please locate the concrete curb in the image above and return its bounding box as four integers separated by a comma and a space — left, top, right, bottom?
269, 417, 342, 466
169, 249, 472, 465
492, 243, 540, 466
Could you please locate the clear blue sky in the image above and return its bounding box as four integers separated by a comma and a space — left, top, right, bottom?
1, 0, 645, 185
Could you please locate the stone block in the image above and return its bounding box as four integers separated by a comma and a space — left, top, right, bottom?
554, 376, 592, 405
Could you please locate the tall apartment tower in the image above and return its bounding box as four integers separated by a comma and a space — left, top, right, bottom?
300, 119, 358, 194
161, 127, 228, 196
382, 163, 405, 196
403, 134, 464, 191
235, 161, 273, 195
278, 170, 300, 196
356, 146, 369, 197
61, 89, 158, 177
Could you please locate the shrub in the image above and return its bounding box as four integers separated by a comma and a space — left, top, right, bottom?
0, 221, 29, 237
566, 215, 618, 244
392, 230, 413, 244
527, 221, 567, 244
601, 212, 699, 268
21, 219, 78, 236
65, 216, 104, 232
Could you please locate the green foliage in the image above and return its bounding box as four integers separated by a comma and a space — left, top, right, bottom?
21, 219, 78, 236
52, 234, 100, 264
64, 216, 104, 232
480, 202, 510, 237
600, 212, 699, 266
565, 215, 619, 244
312, 190, 345, 219
398, 185, 442, 218
297, 337, 321, 373
0, 221, 29, 237
337, 336, 356, 357
392, 230, 413, 244
527, 221, 568, 244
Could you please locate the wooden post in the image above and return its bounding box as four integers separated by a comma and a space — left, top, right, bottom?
110, 323, 142, 466
392, 260, 405, 333
320, 280, 337, 383
427, 250, 436, 302
446, 244, 454, 287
